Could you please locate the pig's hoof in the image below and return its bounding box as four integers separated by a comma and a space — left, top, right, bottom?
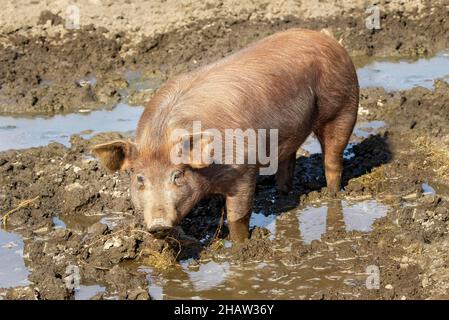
323, 187, 341, 199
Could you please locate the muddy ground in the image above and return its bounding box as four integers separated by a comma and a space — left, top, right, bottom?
0, 0, 448, 115
1, 0, 449, 300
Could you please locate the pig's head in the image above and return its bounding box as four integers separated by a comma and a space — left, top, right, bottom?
91, 136, 212, 235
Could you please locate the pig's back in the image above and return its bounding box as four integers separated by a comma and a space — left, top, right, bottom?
137, 28, 357, 149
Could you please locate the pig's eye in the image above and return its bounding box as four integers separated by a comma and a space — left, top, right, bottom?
171, 170, 184, 186
136, 174, 145, 190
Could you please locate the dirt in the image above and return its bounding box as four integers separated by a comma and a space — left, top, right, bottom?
1, 81, 449, 299
0, 0, 448, 114
1, 0, 449, 300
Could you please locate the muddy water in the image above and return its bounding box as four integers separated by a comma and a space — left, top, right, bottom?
75, 285, 106, 300
56, 211, 131, 233
356, 50, 449, 91
0, 229, 29, 289
141, 200, 388, 300
301, 120, 385, 157
0, 103, 142, 151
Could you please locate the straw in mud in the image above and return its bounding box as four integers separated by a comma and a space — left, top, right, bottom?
79, 227, 182, 271
208, 208, 225, 251
1, 196, 39, 228
142, 236, 182, 270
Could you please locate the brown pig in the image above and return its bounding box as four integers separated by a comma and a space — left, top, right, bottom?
91, 28, 359, 242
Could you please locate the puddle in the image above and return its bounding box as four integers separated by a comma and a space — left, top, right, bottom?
0, 229, 29, 289
75, 284, 106, 300
99, 215, 128, 229
183, 260, 232, 292
124, 71, 143, 82
357, 50, 449, 91
52, 216, 67, 229
0, 103, 143, 151
141, 199, 388, 299
424, 181, 449, 197
250, 212, 277, 237
341, 201, 388, 232
353, 121, 386, 139
142, 252, 368, 299
301, 120, 386, 156
259, 200, 388, 244
121, 70, 162, 94
297, 206, 328, 244
301, 135, 322, 155
0, 109, 385, 154
51, 211, 133, 235
421, 183, 436, 196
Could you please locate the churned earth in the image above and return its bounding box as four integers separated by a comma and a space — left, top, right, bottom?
1, 0, 449, 300
0, 0, 448, 114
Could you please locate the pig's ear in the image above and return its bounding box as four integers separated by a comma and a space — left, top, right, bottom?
176, 132, 215, 169
90, 140, 137, 172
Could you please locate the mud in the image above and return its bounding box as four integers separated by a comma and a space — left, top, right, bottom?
0, 0, 448, 115
1, 0, 449, 300
1, 81, 449, 299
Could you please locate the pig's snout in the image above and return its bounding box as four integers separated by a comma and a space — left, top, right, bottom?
147, 218, 173, 236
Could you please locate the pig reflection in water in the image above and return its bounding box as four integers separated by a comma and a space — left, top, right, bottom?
145, 200, 387, 299
272, 200, 387, 243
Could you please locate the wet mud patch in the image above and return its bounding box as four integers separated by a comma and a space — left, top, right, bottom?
0, 103, 432, 299
0, 229, 29, 289
138, 198, 423, 300
1, 1, 449, 300
2, 78, 449, 299
1, 66, 449, 300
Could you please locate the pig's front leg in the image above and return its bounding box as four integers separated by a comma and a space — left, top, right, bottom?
225, 170, 257, 243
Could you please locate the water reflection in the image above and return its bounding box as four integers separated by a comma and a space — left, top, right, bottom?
0, 103, 143, 151
143, 199, 388, 300
0, 229, 29, 289
75, 284, 106, 300
357, 49, 449, 90
256, 199, 388, 244
182, 260, 231, 292
301, 120, 386, 157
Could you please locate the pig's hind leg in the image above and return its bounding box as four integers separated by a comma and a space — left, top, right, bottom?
275, 153, 296, 195
314, 112, 356, 195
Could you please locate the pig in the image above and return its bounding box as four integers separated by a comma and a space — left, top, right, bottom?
91, 28, 359, 242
